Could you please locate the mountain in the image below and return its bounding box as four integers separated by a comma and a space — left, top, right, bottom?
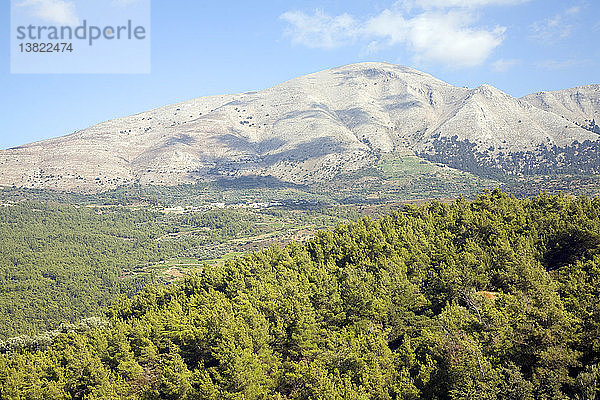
1, 62, 599, 193
522, 85, 600, 134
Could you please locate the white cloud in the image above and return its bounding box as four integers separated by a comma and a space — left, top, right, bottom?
280, 10, 359, 49
16, 0, 79, 26
366, 10, 505, 67
281, 8, 506, 68
492, 58, 519, 72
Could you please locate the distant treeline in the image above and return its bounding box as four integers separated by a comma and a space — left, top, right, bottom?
421, 136, 600, 179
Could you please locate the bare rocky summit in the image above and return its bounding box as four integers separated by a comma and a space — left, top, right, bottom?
1, 62, 598, 193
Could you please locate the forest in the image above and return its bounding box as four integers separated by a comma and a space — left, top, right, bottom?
1, 190, 599, 399
0, 201, 354, 339
0, 202, 195, 339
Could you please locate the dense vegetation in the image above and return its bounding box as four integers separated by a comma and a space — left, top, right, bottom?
1, 190, 599, 399
421, 136, 600, 178
0, 202, 353, 339
0, 203, 197, 339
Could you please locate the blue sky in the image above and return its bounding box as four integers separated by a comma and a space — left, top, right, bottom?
1, 0, 598, 149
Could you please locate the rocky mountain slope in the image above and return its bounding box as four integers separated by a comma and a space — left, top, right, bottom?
522, 85, 600, 133
0, 62, 598, 193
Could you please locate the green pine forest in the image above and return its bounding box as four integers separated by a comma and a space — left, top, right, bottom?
0, 201, 353, 339
1, 190, 600, 399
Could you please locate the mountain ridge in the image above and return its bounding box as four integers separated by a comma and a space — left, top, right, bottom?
1, 62, 598, 193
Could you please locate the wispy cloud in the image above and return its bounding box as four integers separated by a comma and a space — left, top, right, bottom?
280, 10, 359, 49
16, 0, 79, 25
110, 0, 143, 7
565, 6, 581, 15
536, 59, 589, 70
530, 6, 580, 44
280, 1, 519, 68
492, 58, 519, 72
400, 0, 530, 10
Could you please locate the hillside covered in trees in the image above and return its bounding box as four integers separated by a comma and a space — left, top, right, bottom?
1, 190, 600, 399
0, 201, 354, 339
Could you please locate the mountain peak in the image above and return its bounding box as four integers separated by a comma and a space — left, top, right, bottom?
472, 84, 508, 97
328, 61, 451, 84
0, 64, 599, 193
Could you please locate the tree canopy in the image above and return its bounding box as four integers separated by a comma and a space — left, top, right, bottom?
1, 190, 600, 399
